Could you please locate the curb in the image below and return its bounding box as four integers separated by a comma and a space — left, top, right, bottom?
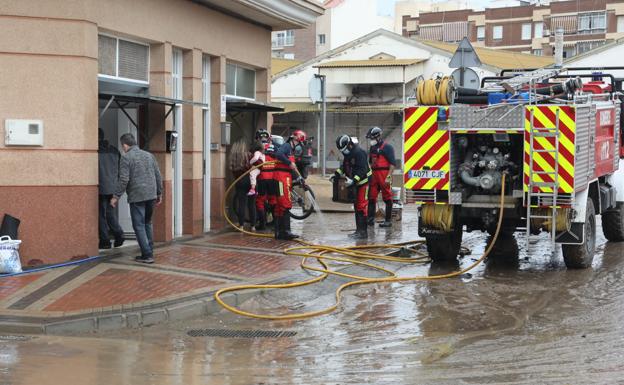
0, 286, 263, 336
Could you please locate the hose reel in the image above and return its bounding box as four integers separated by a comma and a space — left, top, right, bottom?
417, 77, 454, 106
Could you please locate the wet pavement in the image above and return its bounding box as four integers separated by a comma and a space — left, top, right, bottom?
2, 206, 624, 384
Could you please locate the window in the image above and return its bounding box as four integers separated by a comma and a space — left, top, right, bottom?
318, 34, 326, 45
272, 30, 295, 47
226, 63, 256, 99
577, 40, 605, 54
98, 34, 149, 82
534, 22, 543, 38
477, 26, 485, 41
493, 25, 503, 40
521, 23, 532, 40
532, 49, 543, 56
578, 12, 606, 34
618, 16, 624, 32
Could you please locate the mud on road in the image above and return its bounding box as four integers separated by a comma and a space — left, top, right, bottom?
2, 210, 624, 385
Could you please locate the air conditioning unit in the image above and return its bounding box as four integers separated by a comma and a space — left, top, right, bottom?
543, 29, 551, 37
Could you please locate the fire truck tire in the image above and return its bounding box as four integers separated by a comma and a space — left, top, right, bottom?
425, 227, 462, 262
601, 202, 624, 242
562, 198, 596, 269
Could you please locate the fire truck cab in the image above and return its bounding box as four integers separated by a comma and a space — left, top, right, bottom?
404, 67, 624, 268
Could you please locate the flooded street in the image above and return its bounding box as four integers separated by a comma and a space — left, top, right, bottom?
3, 209, 624, 385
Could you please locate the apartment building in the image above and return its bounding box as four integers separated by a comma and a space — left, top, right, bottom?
272, 0, 395, 61
401, 0, 624, 58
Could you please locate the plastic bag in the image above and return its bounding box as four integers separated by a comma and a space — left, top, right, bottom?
0, 235, 22, 274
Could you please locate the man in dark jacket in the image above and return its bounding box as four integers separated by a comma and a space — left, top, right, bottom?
98, 129, 124, 249
333, 135, 372, 239
111, 133, 163, 264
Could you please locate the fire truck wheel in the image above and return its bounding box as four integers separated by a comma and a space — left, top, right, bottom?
425, 226, 462, 262
562, 198, 596, 269
601, 202, 624, 242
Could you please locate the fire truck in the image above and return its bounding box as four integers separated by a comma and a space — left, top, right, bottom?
404, 67, 624, 268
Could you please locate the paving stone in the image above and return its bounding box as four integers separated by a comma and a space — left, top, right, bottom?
141, 309, 167, 326
166, 300, 207, 322
126, 313, 141, 329
44, 317, 96, 335
97, 314, 126, 331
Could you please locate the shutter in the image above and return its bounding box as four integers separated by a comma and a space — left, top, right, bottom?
98, 35, 116, 76
118, 40, 149, 81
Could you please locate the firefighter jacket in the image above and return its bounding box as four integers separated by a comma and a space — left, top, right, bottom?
369, 140, 396, 170
336, 144, 372, 186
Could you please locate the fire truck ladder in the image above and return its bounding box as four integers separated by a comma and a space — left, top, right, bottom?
525, 108, 561, 253
481, 68, 562, 95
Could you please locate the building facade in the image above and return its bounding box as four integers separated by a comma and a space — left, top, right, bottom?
0, 0, 322, 265
401, 0, 624, 57
271, 0, 395, 60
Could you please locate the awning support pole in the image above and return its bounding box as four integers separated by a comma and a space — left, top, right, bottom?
99, 96, 115, 119
165, 105, 175, 120
114, 100, 139, 130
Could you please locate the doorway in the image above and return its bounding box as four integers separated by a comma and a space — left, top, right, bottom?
98, 104, 138, 236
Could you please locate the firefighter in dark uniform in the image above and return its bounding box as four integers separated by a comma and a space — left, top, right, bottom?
292, 129, 311, 179
273, 132, 305, 240
254, 130, 272, 230
366, 126, 396, 228
333, 135, 372, 239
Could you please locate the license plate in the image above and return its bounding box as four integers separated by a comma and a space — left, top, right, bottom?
408, 170, 446, 179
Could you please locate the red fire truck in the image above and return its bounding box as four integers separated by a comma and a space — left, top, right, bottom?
404, 67, 624, 268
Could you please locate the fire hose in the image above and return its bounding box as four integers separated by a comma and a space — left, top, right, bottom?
215, 162, 507, 320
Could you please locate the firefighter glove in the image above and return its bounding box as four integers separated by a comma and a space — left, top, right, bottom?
345, 177, 354, 187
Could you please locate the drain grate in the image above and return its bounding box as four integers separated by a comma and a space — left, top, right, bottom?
187, 328, 297, 338
0, 335, 31, 341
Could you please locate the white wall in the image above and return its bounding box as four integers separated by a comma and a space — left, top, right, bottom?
566, 45, 624, 79
329, 0, 395, 49
272, 33, 497, 104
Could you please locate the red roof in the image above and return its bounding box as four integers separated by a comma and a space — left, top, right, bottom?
323, 0, 344, 8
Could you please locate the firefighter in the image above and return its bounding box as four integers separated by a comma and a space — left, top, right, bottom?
254, 130, 272, 230
366, 126, 396, 228
333, 134, 372, 239
292, 129, 311, 179
273, 131, 305, 240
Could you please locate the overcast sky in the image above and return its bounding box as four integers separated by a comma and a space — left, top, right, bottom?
377, 0, 496, 16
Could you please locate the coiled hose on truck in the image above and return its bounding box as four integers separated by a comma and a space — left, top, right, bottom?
215, 162, 508, 320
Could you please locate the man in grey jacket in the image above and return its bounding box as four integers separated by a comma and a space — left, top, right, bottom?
111, 133, 163, 264
98, 129, 124, 249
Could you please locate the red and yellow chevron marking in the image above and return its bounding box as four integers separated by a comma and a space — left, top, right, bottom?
403, 106, 450, 191
523, 106, 576, 194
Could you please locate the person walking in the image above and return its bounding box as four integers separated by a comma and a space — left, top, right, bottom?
111, 133, 163, 264
98, 129, 125, 249
366, 126, 396, 228
333, 135, 372, 239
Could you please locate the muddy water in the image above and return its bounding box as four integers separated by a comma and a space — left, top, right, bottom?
3, 210, 624, 384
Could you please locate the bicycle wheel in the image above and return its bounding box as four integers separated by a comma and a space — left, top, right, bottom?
289, 184, 316, 220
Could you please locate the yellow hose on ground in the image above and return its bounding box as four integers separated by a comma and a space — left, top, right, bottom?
417, 77, 453, 106
215, 163, 507, 320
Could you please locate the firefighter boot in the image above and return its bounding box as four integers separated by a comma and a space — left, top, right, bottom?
273, 215, 282, 239
367, 201, 376, 226
257, 210, 267, 231
379, 200, 393, 228
282, 211, 300, 240
349, 211, 368, 239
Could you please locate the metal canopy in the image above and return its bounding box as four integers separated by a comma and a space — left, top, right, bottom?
99, 91, 209, 108
226, 99, 285, 112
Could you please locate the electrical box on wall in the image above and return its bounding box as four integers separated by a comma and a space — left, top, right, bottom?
5, 119, 44, 146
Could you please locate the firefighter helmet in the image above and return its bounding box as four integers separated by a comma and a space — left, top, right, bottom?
255, 129, 270, 141
336, 134, 352, 153
291, 129, 307, 143
366, 126, 382, 140
271, 135, 285, 147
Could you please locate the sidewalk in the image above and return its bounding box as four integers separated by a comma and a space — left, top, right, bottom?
0, 184, 414, 335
